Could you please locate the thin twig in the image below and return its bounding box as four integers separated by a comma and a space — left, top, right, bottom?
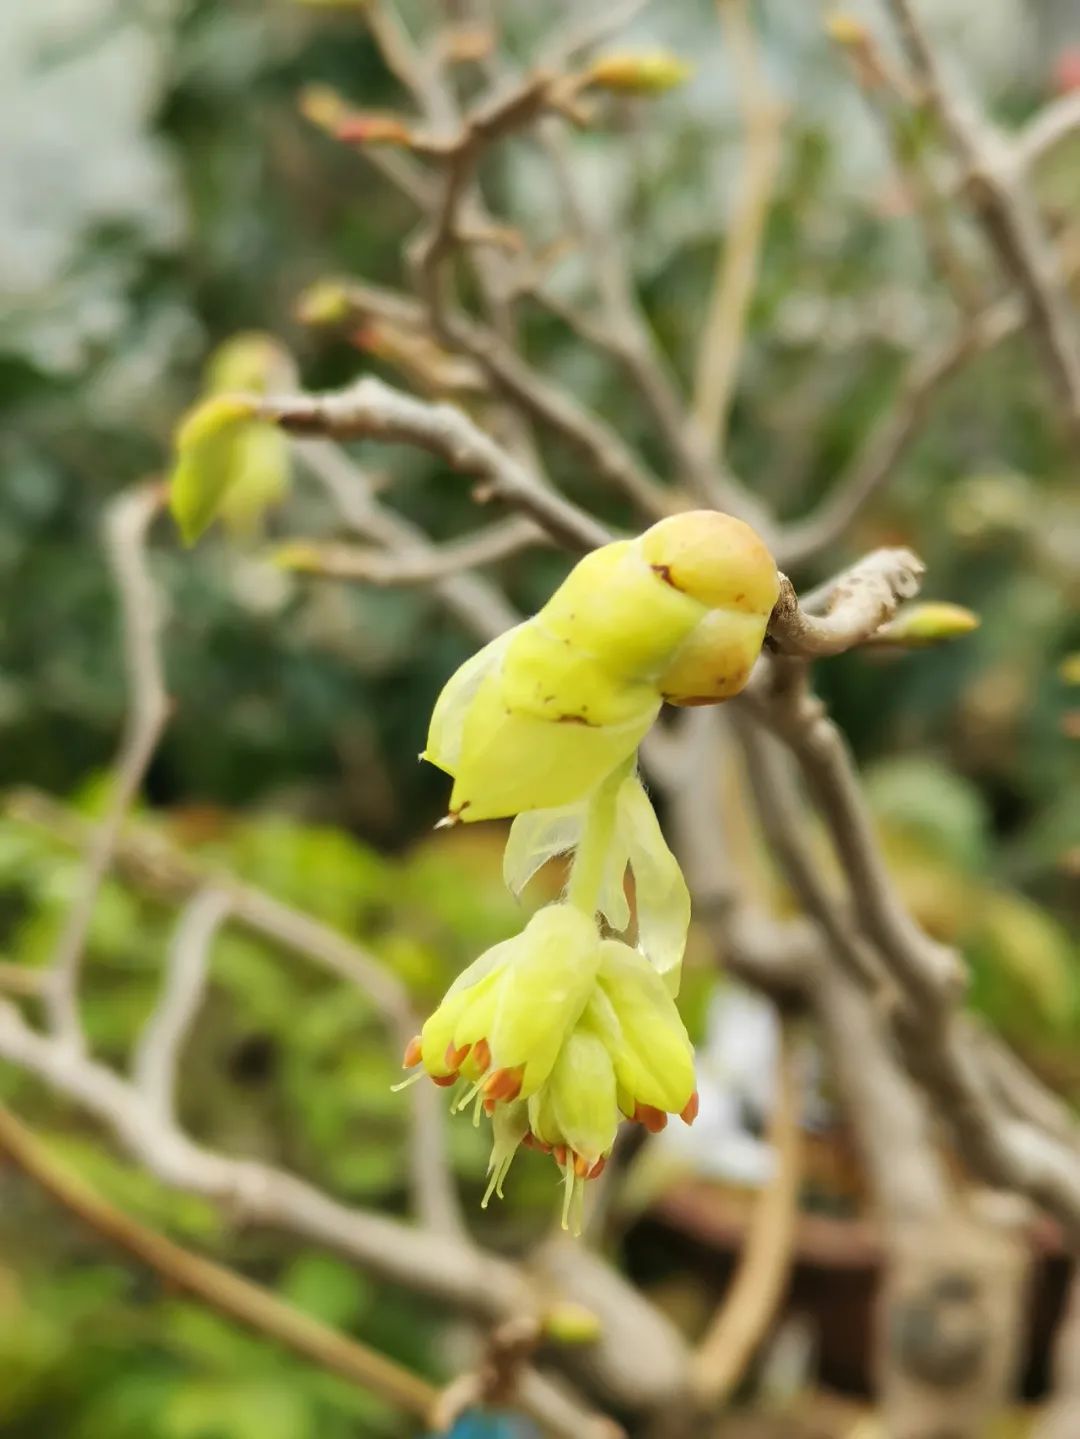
296, 439, 520, 641
0, 991, 689, 1419
255, 375, 610, 551
692, 0, 785, 461
132, 886, 231, 1121
744, 661, 1080, 1248
885, 0, 1080, 440
279, 516, 547, 587
1014, 90, 1080, 174
779, 292, 1027, 561
14, 787, 464, 1240
303, 279, 675, 518
0, 1101, 439, 1421
44, 485, 171, 1050
690, 1022, 802, 1408
766, 547, 925, 657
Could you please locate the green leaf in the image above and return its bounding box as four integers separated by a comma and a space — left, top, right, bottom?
279, 1253, 372, 1331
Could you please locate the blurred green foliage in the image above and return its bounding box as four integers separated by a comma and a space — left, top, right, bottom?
2, 0, 1078, 1431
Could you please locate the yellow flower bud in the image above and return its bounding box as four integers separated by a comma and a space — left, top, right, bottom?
169, 335, 293, 544
170, 396, 258, 545
644, 511, 779, 705
586, 50, 693, 96
537, 541, 707, 678
424, 623, 660, 821
424, 512, 777, 819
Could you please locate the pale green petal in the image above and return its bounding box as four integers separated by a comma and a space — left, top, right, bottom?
597, 940, 695, 1114
423, 627, 517, 777
489, 905, 601, 1095
217, 423, 290, 536
617, 774, 691, 993
420, 938, 514, 1073
503, 801, 586, 898
451, 683, 658, 821
598, 840, 631, 933
547, 1028, 619, 1165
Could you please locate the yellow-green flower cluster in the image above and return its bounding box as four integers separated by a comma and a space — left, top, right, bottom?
423, 510, 779, 821
403, 511, 777, 1230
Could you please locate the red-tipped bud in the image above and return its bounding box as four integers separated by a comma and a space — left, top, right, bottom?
1054, 48, 1080, 95
680, 1090, 700, 1126
349, 324, 379, 352
445, 1041, 472, 1071
402, 1034, 422, 1069
633, 1103, 668, 1133
335, 113, 412, 146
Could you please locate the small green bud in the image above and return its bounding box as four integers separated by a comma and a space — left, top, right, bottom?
295, 279, 353, 327
541, 1303, 603, 1346
870, 602, 981, 647
586, 51, 693, 95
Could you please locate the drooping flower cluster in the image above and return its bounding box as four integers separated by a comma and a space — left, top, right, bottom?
400, 511, 778, 1231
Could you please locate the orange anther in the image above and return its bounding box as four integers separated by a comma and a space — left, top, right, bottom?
680, 1090, 700, 1126
483, 1066, 523, 1103
572, 1153, 591, 1179
402, 1034, 423, 1069
445, 1041, 471, 1070
588, 1156, 607, 1180
634, 1103, 668, 1133
432, 1072, 457, 1087
553, 1144, 568, 1168
472, 1038, 491, 1073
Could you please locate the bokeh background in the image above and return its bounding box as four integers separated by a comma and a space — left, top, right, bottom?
2, 1, 1078, 1435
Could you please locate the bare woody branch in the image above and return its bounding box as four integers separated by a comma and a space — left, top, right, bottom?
132, 886, 231, 1121
690, 1025, 802, 1409
12, 786, 464, 1239
692, 0, 785, 461
741, 662, 1080, 1249
303, 278, 676, 518
885, 0, 1080, 441
255, 376, 609, 552
295, 439, 521, 642
0, 1101, 440, 1422
277, 515, 548, 587
766, 547, 925, 657
537, 121, 761, 520
0, 996, 516, 1309
2, 790, 694, 1412
44, 484, 171, 1051
780, 300, 1022, 562
1014, 89, 1080, 173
